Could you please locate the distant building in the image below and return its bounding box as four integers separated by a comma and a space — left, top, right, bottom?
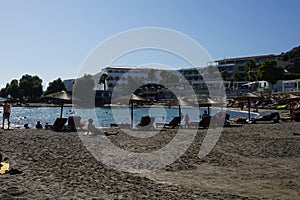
215, 54, 288, 81
96, 66, 164, 92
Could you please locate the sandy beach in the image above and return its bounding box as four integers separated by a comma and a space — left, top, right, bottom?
0, 117, 300, 199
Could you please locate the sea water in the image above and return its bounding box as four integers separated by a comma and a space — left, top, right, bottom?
0, 106, 259, 129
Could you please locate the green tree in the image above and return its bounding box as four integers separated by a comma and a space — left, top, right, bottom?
6, 79, 22, 99
233, 72, 242, 81
159, 70, 179, 85
221, 70, 229, 81
0, 84, 9, 98
245, 60, 257, 81
0, 88, 6, 97
257, 60, 284, 88
19, 74, 43, 101
99, 73, 108, 91
148, 68, 156, 82
126, 75, 143, 92
44, 78, 66, 95
73, 74, 95, 107
32, 76, 43, 99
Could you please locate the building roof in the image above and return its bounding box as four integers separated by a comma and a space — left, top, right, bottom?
215, 54, 280, 62
104, 66, 148, 70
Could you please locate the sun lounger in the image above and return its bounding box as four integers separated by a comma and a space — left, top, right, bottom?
50, 118, 68, 131
253, 112, 280, 123
110, 123, 132, 129
198, 116, 211, 129
281, 112, 300, 122
230, 117, 247, 124
137, 116, 155, 130
163, 116, 181, 129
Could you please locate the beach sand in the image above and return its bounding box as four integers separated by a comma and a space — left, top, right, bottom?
0, 120, 300, 199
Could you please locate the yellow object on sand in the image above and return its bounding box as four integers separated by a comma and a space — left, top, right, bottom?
0, 162, 10, 174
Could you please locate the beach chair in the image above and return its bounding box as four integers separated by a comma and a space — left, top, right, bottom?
211, 112, 231, 127
137, 116, 155, 130
281, 112, 300, 122
163, 116, 181, 129
51, 118, 68, 131
253, 112, 280, 123
198, 116, 211, 129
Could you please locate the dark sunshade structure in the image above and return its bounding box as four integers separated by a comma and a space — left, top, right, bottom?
166, 97, 197, 118
279, 93, 300, 114
115, 94, 149, 127
198, 98, 225, 116
129, 94, 149, 127
45, 90, 73, 118
235, 93, 260, 121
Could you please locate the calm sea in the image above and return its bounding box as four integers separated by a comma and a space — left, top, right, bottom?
0, 106, 259, 129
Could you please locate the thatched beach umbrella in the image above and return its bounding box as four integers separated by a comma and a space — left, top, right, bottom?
279, 93, 300, 114
45, 90, 73, 118
166, 97, 197, 118
115, 94, 148, 127
235, 93, 260, 121
129, 94, 149, 127
198, 98, 224, 116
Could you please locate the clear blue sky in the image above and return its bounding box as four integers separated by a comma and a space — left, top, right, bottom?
0, 0, 299, 89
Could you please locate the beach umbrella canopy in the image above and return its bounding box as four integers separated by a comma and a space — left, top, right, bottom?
235, 93, 260, 121
114, 94, 148, 127
279, 94, 300, 114
44, 90, 72, 118
166, 97, 197, 118
129, 94, 149, 127
198, 98, 225, 116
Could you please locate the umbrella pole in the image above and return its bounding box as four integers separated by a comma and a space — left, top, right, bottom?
60, 102, 64, 119
131, 102, 133, 128
248, 98, 251, 121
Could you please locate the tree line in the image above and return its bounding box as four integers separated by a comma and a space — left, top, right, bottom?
0, 74, 96, 103
1, 60, 299, 102
0, 75, 67, 102
221, 60, 300, 87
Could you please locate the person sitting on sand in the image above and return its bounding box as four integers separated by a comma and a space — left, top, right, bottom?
87, 118, 100, 134
24, 123, 30, 129
35, 121, 43, 129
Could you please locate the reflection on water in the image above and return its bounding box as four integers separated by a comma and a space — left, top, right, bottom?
0, 106, 259, 129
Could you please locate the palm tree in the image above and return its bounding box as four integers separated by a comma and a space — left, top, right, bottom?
99, 73, 108, 91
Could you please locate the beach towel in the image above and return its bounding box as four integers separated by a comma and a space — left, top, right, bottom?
0, 162, 10, 174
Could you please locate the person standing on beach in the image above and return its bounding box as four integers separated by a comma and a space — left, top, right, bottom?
2, 102, 11, 130
184, 114, 190, 128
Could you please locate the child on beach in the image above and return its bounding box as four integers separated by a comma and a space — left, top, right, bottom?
2, 102, 11, 130
184, 114, 189, 128
87, 118, 101, 134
